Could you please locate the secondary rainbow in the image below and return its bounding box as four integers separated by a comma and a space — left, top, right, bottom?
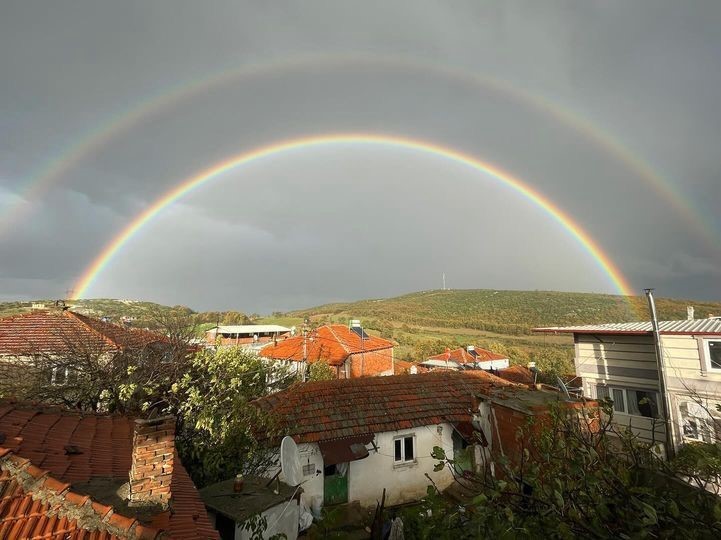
5, 53, 717, 252
72, 133, 635, 301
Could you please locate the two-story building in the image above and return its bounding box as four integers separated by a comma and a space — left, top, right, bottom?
535, 317, 721, 454
259, 320, 394, 378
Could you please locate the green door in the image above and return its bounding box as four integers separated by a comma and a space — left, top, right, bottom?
323, 465, 348, 505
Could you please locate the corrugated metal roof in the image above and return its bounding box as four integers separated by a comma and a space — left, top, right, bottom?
207, 324, 290, 334
534, 318, 721, 335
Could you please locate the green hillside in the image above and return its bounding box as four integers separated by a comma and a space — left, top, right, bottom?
288, 289, 721, 335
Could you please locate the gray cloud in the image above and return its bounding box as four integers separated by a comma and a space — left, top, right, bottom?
1, 0, 719, 310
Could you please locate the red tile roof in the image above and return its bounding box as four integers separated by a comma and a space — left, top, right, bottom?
0, 310, 167, 356
0, 402, 218, 539
428, 347, 507, 364
259, 325, 393, 366
496, 365, 535, 385
254, 371, 519, 443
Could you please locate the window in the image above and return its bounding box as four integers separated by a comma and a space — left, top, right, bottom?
595, 385, 659, 418
50, 366, 70, 386
706, 340, 721, 371
394, 435, 416, 465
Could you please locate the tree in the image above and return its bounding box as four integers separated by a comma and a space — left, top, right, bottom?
399, 400, 721, 539
169, 346, 296, 486
308, 360, 335, 381
1, 308, 198, 413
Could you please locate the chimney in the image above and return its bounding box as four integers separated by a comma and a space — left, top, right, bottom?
128, 415, 175, 508
687, 306, 694, 320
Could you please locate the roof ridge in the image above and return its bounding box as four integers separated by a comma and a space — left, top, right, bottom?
324, 325, 352, 355
65, 311, 122, 349
0, 447, 160, 539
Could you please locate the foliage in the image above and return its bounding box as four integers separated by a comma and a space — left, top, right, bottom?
673, 442, 721, 493
1, 308, 196, 414
288, 289, 721, 336
401, 401, 721, 539
169, 346, 296, 486
308, 360, 335, 381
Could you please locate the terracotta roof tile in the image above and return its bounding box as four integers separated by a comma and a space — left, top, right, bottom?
0, 401, 218, 539
254, 371, 518, 442
260, 324, 393, 366
0, 310, 167, 356
428, 346, 507, 364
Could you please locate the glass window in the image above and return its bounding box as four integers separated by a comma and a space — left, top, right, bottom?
708, 341, 721, 370
596, 386, 610, 400
628, 390, 658, 418
394, 435, 415, 463
404, 436, 415, 461
612, 389, 626, 413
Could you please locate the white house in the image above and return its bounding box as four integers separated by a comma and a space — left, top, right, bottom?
254, 370, 591, 511
535, 316, 721, 454
421, 345, 510, 371
206, 325, 291, 351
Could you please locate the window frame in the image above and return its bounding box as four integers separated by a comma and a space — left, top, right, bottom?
703, 339, 721, 372
50, 366, 70, 386
596, 385, 660, 419
393, 434, 417, 466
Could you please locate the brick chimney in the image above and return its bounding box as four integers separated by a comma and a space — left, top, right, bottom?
128, 415, 175, 508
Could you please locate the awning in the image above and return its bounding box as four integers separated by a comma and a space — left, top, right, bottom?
318, 434, 374, 466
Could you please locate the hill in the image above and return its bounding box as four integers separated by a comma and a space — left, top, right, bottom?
287, 289, 721, 335
0, 299, 253, 333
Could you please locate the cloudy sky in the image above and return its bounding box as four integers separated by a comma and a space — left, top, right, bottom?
1, 1, 719, 312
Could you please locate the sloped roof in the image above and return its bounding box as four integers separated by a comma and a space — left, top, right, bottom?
259, 325, 393, 366
496, 365, 535, 385
253, 371, 519, 443
427, 347, 508, 364
534, 318, 721, 336
0, 402, 217, 539
0, 311, 167, 355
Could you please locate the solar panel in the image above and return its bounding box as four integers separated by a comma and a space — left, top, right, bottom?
350, 326, 369, 339
467, 349, 478, 358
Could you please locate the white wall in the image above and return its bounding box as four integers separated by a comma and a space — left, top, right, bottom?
236, 501, 299, 540
349, 424, 455, 507
274, 425, 456, 510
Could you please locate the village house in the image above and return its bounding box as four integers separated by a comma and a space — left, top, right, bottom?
205, 325, 291, 351
421, 345, 510, 371
0, 306, 170, 389
535, 315, 721, 455
253, 370, 594, 511
259, 320, 394, 378
0, 401, 218, 538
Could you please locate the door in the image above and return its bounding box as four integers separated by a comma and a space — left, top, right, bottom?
323, 464, 348, 505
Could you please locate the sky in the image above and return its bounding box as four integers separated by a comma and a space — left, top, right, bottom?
1, 1, 719, 313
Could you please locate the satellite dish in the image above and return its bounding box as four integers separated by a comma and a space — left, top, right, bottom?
280, 436, 303, 486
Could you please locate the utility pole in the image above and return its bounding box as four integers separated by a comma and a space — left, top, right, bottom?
302, 318, 309, 381
644, 288, 676, 460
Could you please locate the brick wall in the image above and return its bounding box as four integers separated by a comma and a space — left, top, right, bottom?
348, 348, 393, 377
128, 415, 175, 508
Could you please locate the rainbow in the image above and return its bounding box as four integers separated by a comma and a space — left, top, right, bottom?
4, 53, 717, 252
72, 133, 635, 301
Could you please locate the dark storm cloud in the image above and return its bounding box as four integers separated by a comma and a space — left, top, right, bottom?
1, 0, 719, 310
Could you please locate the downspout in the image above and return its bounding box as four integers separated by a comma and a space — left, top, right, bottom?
644, 288, 676, 459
